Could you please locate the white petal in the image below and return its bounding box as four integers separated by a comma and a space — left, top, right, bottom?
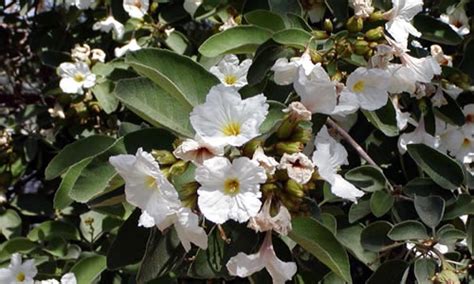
174, 207, 208, 251
330, 175, 365, 202
226, 252, 265, 278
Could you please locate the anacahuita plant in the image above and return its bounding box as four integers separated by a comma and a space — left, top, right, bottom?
1, 0, 473, 283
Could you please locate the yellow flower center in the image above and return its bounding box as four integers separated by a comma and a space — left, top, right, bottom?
224, 74, 238, 85
74, 73, 85, 82
224, 178, 240, 195
222, 122, 241, 136
16, 272, 26, 282
352, 80, 365, 93
145, 175, 157, 189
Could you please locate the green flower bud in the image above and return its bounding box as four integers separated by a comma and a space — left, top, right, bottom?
346, 16, 364, 33
243, 139, 263, 157
433, 270, 460, 284
180, 181, 199, 199
261, 183, 279, 195
311, 30, 329, 40
369, 11, 384, 22
150, 1, 159, 12
353, 40, 371, 56
275, 141, 304, 155
285, 179, 305, 198
274, 169, 289, 181
365, 27, 384, 41
277, 118, 298, 139
169, 161, 188, 176
323, 19, 333, 33
291, 126, 312, 143
152, 150, 177, 165
309, 49, 323, 63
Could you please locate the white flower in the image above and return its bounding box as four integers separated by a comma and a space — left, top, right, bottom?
278, 153, 314, 185
36, 273, 77, 284
226, 231, 297, 284
92, 16, 125, 40
190, 85, 269, 147
312, 126, 364, 202
0, 253, 37, 284
196, 156, 266, 224
248, 198, 292, 236
271, 53, 314, 86
57, 62, 96, 94
331, 89, 359, 117
173, 135, 225, 165
65, 0, 93, 9
398, 119, 439, 154
71, 44, 90, 62
252, 147, 279, 175
114, 39, 141, 58
294, 63, 337, 114
123, 0, 148, 18
345, 67, 391, 111
440, 4, 470, 36
283, 102, 312, 122
384, 0, 423, 46
210, 55, 252, 89
463, 153, 474, 175
306, 1, 326, 23
440, 127, 473, 161
430, 45, 453, 67
91, 49, 106, 63
109, 148, 207, 252
183, 0, 202, 16
351, 0, 374, 18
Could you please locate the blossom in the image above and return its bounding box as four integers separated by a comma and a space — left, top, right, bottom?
109, 148, 207, 251
304, 0, 326, 23
312, 126, 364, 202
195, 156, 266, 224
252, 147, 279, 175
71, 44, 90, 62
114, 39, 141, 58
283, 102, 312, 122
173, 135, 225, 165
0, 253, 37, 284
278, 153, 314, 185
65, 0, 93, 10
344, 67, 390, 111
463, 153, 474, 175
123, 0, 149, 18
210, 55, 252, 89
183, 0, 202, 16
248, 198, 292, 236
398, 119, 439, 154
293, 63, 337, 114
190, 85, 269, 147
430, 45, 453, 67
384, 0, 423, 46
91, 49, 106, 63
92, 16, 125, 40
57, 62, 96, 94
37, 273, 77, 284
351, 0, 374, 18
271, 53, 314, 85
440, 4, 470, 36
226, 231, 297, 283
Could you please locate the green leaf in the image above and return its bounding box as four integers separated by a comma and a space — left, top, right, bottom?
54, 158, 92, 210
437, 225, 466, 245
45, 135, 116, 180
125, 48, 219, 107
199, 26, 273, 57
91, 80, 119, 114
3, 237, 37, 254
28, 221, 80, 241
345, 165, 387, 192
272, 28, 315, 49
388, 220, 429, 241
407, 144, 464, 190
366, 260, 409, 284
107, 209, 150, 270
414, 258, 437, 284
321, 272, 345, 284
337, 225, 380, 271
370, 191, 394, 217
244, 10, 286, 32
71, 255, 107, 284
414, 195, 445, 229
115, 78, 194, 137
268, 0, 302, 15
413, 15, 463, 46
259, 101, 286, 134
289, 217, 351, 283
0, 209, 21, 239
348, 196, 371, 223
164, 31, 190, 55
467, 218, 473, 255
360, 221, 394, 252
362, 100, 399, 137
444, 194, 474, 220
460, 39, 474, 79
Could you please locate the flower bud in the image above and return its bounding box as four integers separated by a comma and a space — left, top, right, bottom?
311, 30, 329, 40
274, 169, 289, 181
275, 141, 304, 155
169, 160, 188, 176
323, 19, 333, 33
285, 179, 305, 198
353, 40, 371, 55
276, 119, 298, 139
369, 11, 384, 22
150, 1, 159, 12
346, 16, 363, 33
243, 139, 263, 157
303, 181, 317, 191
365, 27, 384, 41
309, 49, 323, 63
180, 181, 199, 200
291, 126, 312, 143
433, 270, 460, 284
152, 150, 177, 165
261, 183, 279, 195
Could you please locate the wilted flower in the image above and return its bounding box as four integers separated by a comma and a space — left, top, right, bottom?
190, 85, 269, 147
48, 103, 65, 119
57, 62, 96, 94
0, 253, 37, 284
351, 0, 374, 18
195, 156, 266, 224
278, 153, 314, 185
71, 44, 90, 62
440, 4, 470, 36
173, 135, 225, 165
226, 231, 297, 283
114, 39, 141, 58
93, 16, 125, 40
91, 48, 106, 63
123, 0, 149, 18
283, 102, 312, 122
252, 147, 279, 175
248, 198, 292, 236
210, 55, 252, 89
430, 45, 453, 67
